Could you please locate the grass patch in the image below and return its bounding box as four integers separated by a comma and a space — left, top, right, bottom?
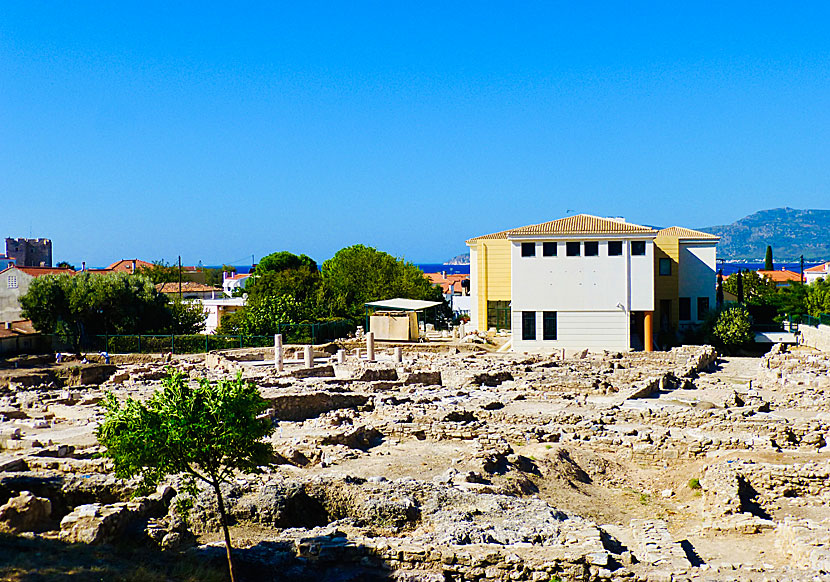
688, 478, 701, 490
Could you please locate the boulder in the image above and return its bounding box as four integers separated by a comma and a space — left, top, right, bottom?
0, 490, 52, 532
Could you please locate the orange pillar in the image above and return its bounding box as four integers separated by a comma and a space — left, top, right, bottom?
643, 311, 654, 352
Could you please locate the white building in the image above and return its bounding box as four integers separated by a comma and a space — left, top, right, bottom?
805, 262, 830, 285
201, 297, 245, 334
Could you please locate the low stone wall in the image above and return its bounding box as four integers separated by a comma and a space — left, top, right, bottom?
798, 324, 830, 352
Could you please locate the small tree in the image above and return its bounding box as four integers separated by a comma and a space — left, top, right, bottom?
764, 245, 774, 271
96, 370, 274, 582
707, 304, 754, 351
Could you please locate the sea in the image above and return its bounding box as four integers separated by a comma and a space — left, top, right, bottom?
209, 261, 823, 278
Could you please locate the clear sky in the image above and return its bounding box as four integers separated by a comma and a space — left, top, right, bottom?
2, 2, 829, 268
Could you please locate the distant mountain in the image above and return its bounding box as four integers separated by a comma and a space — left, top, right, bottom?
700, 208, 830, 261
444, 253, 470, 265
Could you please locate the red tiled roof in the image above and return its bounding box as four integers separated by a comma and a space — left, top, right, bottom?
0, 320, 37, 338
467, 214, 655, 243
757, 270, 803, 283
805, 262, 830, 273
107, 259, 154, 272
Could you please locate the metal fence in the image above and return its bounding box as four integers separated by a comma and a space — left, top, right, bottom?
52, 320, 355, 355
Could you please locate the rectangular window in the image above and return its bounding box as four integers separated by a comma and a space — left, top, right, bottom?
679, 297, 691, 321
631, 241, 646, 256
7, 275, 17, 289
659, 258, 672, 276
487, 300, 511, 330
584, 241, 599, 256
566, 242, 581, 256
542, 242, 557, 256
521, 242, 536, 257
522, 311, 536, 340
608, 241, 623, 256
543, 311, 557, 340
697, 297, 710, 320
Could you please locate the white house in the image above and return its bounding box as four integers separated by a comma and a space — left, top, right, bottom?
222, 272, 251, 297
805, 262, 830, 285
201, 297, 245, 334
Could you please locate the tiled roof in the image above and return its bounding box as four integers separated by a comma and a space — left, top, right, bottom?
156, 282, 221, 294
657, 226, 720, 240
13, 267, 76, 277
0, 320, 37, 338
508, 214, 655, 236
107, 259, 154, 272
225, 273, 250, 281
757, 270, 803, 283
466, 229, 511, 242
805, 262, 830, 273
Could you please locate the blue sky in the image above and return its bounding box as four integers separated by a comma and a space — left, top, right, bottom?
2, 2, 829, 268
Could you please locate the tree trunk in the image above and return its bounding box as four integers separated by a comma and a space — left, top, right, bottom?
212, 479, 236, 582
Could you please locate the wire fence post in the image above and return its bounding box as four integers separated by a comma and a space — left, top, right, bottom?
171, 334, 175, 354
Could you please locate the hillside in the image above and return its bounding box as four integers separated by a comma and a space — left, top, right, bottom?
444, 253, 470, 265
700, 207, 830, 260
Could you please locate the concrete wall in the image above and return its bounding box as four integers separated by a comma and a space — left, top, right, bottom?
0, 268, 35, 323
509, 238, 653, 313
512, 309, 630, 352
678, 243, 717, 322
468, 239, 511, 332
799, 324, 830, 352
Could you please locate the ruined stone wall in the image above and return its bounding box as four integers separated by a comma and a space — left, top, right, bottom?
4, 238, 52, 268
798, 323, 830, 352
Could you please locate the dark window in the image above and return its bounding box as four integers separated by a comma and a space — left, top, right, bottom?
679, 297, 691, 321
521, 242, 536, 257
543, 311, 557, 340
584, 241, 599, 256
542, 242, 557, 256
631, 241, 646, 256
522, 311, 536, 340
697, 297, 710, 320
566, 242, 581, 256
659, 258, 672, 276
659, 299, 672, 331
487, 301, 511, 330
608, 241, 623, 256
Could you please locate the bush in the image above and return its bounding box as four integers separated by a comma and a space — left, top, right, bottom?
706, 304, 753, 351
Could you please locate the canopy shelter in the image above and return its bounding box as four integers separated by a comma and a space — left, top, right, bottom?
364, 298, 443, 341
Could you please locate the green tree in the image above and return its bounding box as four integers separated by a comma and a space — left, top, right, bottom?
137, 261, 179, 285
56, 261, 76, 270
769, 281, 809, 319
723, 270, 776, 303
806, 278, 830, 317
764, 245, 774, 271
97, 370, 273, 582
217, 294, 306, 336
168, 298, 207, 334
21, 272, 170, 354
319, 244, 445, 321
202, 265, 236, 287
707, 305, 754, 350
256, 251, 317, 273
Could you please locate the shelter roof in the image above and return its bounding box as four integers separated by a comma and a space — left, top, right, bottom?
365, 298, 443, 311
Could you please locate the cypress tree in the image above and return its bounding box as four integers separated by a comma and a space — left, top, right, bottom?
764, 245, 774, 271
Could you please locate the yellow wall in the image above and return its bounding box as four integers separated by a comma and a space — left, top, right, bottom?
653, 236, 679, 332
473, 239, 511, 330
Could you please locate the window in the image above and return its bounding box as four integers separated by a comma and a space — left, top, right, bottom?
659, 258, 672, 276
608, 241, 623, 256
631, 241, 646, 256
566, 242, 581, 256
679, 297, 691, 321
522, 311, 536, 340
7, 275, 17, 289
521, 242, 536, 257
584, 241, 599, 256
543, 311, 557, 340
542, 242, 557, 257
487, 301, 511, 330
697, 297, 710, 320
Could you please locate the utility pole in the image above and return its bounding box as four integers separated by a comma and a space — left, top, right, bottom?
800, 254, 805, 283
178, 255, 182, 301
